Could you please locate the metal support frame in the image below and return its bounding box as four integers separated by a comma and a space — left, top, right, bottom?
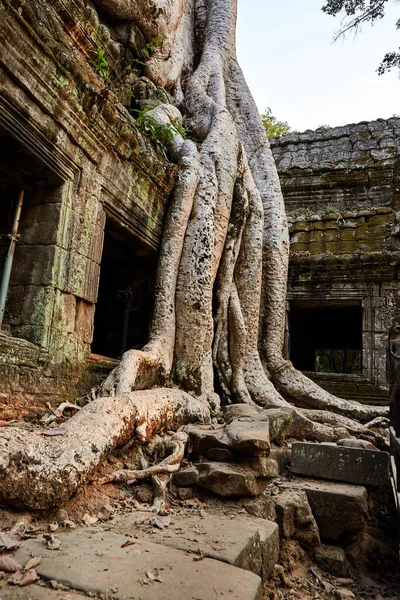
0, 189, 24, 330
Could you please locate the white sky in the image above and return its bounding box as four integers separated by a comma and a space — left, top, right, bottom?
236, 0, 400, 132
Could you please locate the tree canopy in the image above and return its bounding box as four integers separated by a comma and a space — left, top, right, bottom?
322, 0, 400, 74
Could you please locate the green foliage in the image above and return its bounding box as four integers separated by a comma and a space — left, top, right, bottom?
89, 48, 109, 79
261, 108, 291, 138
132, 108, 195, 157
141, 36, 165, 59
324, 206, 335, 214
322, 0, 400, 75
132, 36, 166, 74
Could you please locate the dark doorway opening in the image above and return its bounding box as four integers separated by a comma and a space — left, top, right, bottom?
289, 304, 362, 374
91, 217, 157, 359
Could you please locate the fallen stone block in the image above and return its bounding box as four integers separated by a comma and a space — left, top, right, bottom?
226, 419, 270, 457
13, 529, 263, 600
258, 520, 280, 579
197, 462, 268, 497
274, 490, 320, 549
281, 478, 368, 540
291, 442, 390, 486
314, 545, 349, 577
99, 511, 279, 579
173, 466, 199, 487
225, 406, 297, 446
186, 424, 230, 455
224, 405, 261, 422
239, 457, 279, 478
177, 487, 195, 500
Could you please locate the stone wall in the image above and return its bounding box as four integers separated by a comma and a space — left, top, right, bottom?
0, 0, 175, 418
271, 119, 400, 404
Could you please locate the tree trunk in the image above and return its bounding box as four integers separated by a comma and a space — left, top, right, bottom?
1, 0, 388, 508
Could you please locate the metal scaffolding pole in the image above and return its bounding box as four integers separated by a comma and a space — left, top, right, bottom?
0, 189, 24, 330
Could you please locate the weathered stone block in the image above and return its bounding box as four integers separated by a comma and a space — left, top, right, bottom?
186, 425, 230, 455
207, 447, 235, 461
226, 419, 270, 457
269, 447, 291, 473
74, 299, 94, 344
314, 545, 348, 577
197, 462, 268, 497
281, 478, 368, 540
291, 442, 390, 486
224, 404, 260, 423
274, 490, 320, 548
173, 466, 199, 487
106, 511, 278, 579
242, 495, 276, 521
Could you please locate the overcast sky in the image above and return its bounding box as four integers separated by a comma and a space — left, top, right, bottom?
236, 0, 399, 132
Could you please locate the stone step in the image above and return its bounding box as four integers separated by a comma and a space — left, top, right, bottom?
105, 510, 279, 579
12, 528, 263, 600
0, 583, 87, 599
280, 477, 368, 540
291, 441, 390, 486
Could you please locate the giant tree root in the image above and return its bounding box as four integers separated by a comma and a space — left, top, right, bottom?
100, 431, 188, 484
0, 389, 209, 510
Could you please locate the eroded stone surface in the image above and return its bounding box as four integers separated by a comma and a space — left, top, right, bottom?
105, 511, 279, 577
12, 529, 263, 600
337, 438, 377, 451
0, 583, 87, 599
186, 425, 231, 455
225, 419, 270, 457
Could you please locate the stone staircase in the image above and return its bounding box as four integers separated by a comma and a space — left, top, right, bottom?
0, 418, 392, 599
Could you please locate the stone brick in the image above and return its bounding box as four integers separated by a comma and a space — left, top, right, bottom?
281, 478, 368, 540
274, 489, 320, 548
74, 299, 94, 343
173, 466, 199, 487
197, 462, 268, 497
314, 545, 348, 577
291, 442, 390, 486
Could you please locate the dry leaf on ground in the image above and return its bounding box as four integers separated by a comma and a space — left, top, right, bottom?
0, 556, 22, 572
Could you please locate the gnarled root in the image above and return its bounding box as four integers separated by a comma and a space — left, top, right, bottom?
0, 390, 209, 510
101, 431, 187, 484
270, 359, 388, 423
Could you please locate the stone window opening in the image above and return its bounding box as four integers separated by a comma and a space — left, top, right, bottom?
289, 303, 363, 375
91, 216, 157, 360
